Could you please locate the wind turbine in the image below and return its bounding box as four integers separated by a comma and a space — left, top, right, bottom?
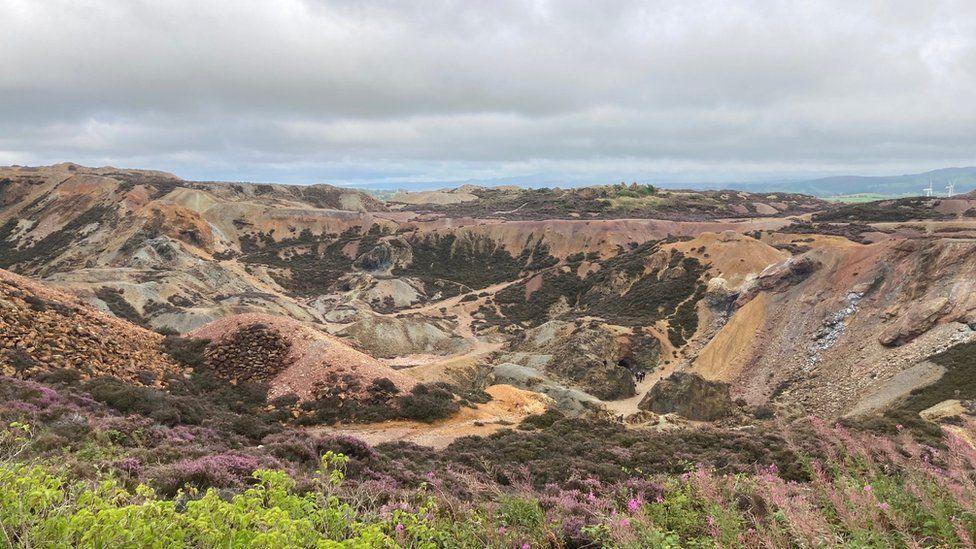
946, 179, 956, 197
923, 180, 934, 197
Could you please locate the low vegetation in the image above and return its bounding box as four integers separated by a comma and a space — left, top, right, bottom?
94, 287, 146, 327
238, 225, 387, 296
399, 184, 824, 221
2, 338, 975, 547
486, 243, 707, 334
300, 379, 462, 425
0, 205, 117, 273
898, 341, 976, 413
3, 388, 976, 547
812, 197, 950, 223
394, 233, 541, 291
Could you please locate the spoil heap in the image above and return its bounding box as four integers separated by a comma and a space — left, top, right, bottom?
190, 313, 417, 401
0, 269, 180, 383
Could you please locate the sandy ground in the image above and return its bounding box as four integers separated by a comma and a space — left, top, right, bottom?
666, 231, 789, 286
390, 190, 478, 205
317, 384, 552, 449
603, 357, 680, 417
399, 341, 503, 382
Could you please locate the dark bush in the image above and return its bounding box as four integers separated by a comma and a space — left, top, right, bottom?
22, 294, 48, 312
32, 432, 70, 452
396, 383, 459, 423
369, 377, 398, 398
33, 368, 82, 385
85, 377, 152, 413
161, 335, 209, 368
269, 393, 300, 409
94, 287, 146, 326
230, 414, 275, 440
378, 416, 808, 488
83, 377, 205, 426
753, 406, 775, 420
518, 409, 564, 430
6, 349, 36, 373
843, 409, 944, 448
262, 431, 319, 466
134, 370, 157, 386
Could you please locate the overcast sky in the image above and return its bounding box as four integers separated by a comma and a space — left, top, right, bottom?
1, 0, 974, 187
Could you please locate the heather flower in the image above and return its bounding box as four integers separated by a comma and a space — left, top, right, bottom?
395, 523, 405, 534
954, 517, 974, 547
626, 498, 640, 513
147, 451, 265, 495
3, 401, 39, 414
113, 457, 142, 476
561, 515, 587, 543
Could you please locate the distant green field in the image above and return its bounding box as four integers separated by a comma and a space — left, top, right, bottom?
825, 193, 913, 203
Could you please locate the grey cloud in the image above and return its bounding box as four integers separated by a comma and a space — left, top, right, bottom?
0, 0, 974, 184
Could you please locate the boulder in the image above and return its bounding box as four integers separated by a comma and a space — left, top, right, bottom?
737, 256, 820, 305
879, 297, 951, 347
919, 399, 967, 422
639, 372, 733, 421
512, 321, 659, 400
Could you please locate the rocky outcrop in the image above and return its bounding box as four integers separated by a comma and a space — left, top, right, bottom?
640, 372, 733, 421
336, 310, 469, 358
544, 323, 636, 399
510, 321, 659, 400
0, 163, 389, 332
491, 363, 602, 415
919, 399, 969, 422
204, 323, 293, 381
736, 256, 820, 304
879, 297, 952, 347
877, 239, 976, 347
354, 236, 412, 275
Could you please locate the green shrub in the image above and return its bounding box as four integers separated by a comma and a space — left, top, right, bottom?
0, 460, 398, 547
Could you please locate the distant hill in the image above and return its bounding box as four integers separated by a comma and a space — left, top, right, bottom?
728, 167, 976, 197
359, 167, 976, 198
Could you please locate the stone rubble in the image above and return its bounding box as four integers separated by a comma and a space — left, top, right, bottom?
0, 269, 181, 384
204, 323, 293, 382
